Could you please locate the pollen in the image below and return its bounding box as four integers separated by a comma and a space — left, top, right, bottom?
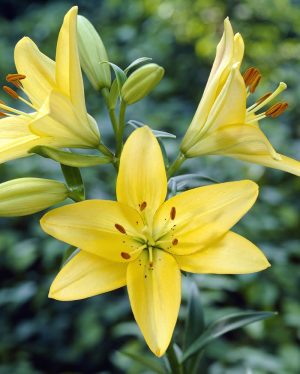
140, 201, 147, 211
265, 102, 288, 118
3, 86, 19, 99
172, 238, 178, 245
121, 252, 131, 260
243, 67, 261, 87
170, 206, 176, 220
115, 223, 126, 234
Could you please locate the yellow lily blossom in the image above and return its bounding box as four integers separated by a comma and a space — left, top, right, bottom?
180, 18, 300, 176
0, 6, 100, 164
40, 126, 269, 357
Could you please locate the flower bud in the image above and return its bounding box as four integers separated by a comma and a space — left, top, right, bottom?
0, 178, 69, 217
77, 15, 111, 90
121, 63, 164, 104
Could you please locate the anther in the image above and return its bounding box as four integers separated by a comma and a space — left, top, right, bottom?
0, 112, 7, 117
115, 223, 126, 234
121, 252, 131, 260
243, 67, 261, 87
140, 201, 147, 211
249, 74, 261, 93
265, 102, 288, 118
172, 238, 178, 246
3, 86, 19, 99
6, 73, 26, 82
256, 92, 272, 105
170, 207, 176, 220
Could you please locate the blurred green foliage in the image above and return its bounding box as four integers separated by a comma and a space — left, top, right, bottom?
0, 0, 299, 373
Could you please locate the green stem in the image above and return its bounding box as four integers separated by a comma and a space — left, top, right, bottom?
97, 143, 114, 158
167, 152, 186, 178
166, 344, 184, 374
116, 100, 127, 158
101, 87, 118, 137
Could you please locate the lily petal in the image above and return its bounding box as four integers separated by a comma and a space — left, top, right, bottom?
117, 126, 167, 224
127, 250, 181, 357
154, 180, 258, 254
49, 250, 127, 301
40, 200, 144, 263
175, 231, 270, 274
14, 37, 56, 108
55, 6, 86, 116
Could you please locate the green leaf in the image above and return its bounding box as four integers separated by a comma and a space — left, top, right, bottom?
61, 164, 85, 202
121, 350, 166, 374
168, 173, 219, 195
124, 57, 152, 73
102, 61, 127, 94
30, 146, 111, 167
108, 79, 119, 109
127, 120, 176, 138
181, 311, 277, 363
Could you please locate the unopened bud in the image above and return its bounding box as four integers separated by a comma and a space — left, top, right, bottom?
77, 15, 111, 90
121, 63, 164, 104
0, 178, 69, 217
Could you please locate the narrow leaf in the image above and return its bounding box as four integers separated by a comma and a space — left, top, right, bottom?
102, 61, 127, 94
30, 146, 111, 167
127, 120, 176, 138
182, 311, 277, 363
108, 79, 119, 109
124, 57, 152, 73
168, 173, 219, 193
121, 350, 166, 374
61, 164, 85, 202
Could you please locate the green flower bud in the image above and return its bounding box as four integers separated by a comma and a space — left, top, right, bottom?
77, 15, 111, 90
121, 63, 164, 104
0, 178, 69, 217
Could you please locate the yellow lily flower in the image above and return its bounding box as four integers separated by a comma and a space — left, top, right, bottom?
40, 126, 269, 357
180, 18, 300, 176
0, 6, 100, 163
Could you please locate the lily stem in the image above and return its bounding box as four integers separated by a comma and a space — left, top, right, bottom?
101, 87, 118, 137
116, 100, 127, 158
166, 344, 184, 374
167, 152, 186, 178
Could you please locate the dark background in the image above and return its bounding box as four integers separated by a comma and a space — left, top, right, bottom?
0, 0, 299, 373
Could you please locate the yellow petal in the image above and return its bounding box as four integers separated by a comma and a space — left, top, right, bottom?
14, 37, 56, 108
116, 127, 167, 224
127, 250, 181, 356
56, 6, 86, 115
40, 200, 144, 263
233, 33, 244, 64
30, 90, 100, 148
175, 231, 270, 274
231, 153, 300, 177
154, 180, 258, 255
186, 123, 279, 160
49, 250, 127, 301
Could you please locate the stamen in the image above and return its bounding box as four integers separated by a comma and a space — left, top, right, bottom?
170, 207, 176, 220
121, 252, 131, 260
265, 102, 288, 118
140, 201, 147, 211
6, 73, 26, 82
115, 223, 126, 234
255, 92, 272, 105
172, 238, 178, 246
3, 86, 19, 99
243, 67, 261, 87
247, 82, 287, 114
0, 112, 7, 117
249, 74, 261, 93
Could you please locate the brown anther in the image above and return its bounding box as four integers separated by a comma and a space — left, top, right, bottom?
121, 252, 131, 260
265, 102, 288, 118
170, 207, 176, 220
3, 86, 19, 99
115, 223, 126, 234
140, 201, 147, 211
10, 80, 23, 89
0, 112, 7, 117
172, 238, 178, 246
249, 74, 261, 93
0, 99, 6, 105
243, 67, 261, 87
256, 92, 272, 105
6, 73, 26, 82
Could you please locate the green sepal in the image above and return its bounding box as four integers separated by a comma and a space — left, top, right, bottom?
61, 164, 85, 202
181, 311, 277, 363
30, 146, 111, 167
102, 62, 127, 95
120, 350, 166, 374
127, 120, 176, 139
124, 57, 152, 73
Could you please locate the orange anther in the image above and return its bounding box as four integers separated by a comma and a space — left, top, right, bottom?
265, 102, 288, 118
243, 67, 261, 89
6, 73, 26, 82
256, 92, 272, 105
3, 86, 19, 99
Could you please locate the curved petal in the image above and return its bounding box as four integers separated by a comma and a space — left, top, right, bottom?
14, 37, 56, 108
56, 6, 86, 115
230, 153, 300, 177
116, 127, 167, 224
30, 90, 100, 148
40, 200, 144, 263
127, 250, 181, 357
175, 231, 270, 274
186, 123, 279, 160
154, 180, 258, 254
49, 250, 127, 301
